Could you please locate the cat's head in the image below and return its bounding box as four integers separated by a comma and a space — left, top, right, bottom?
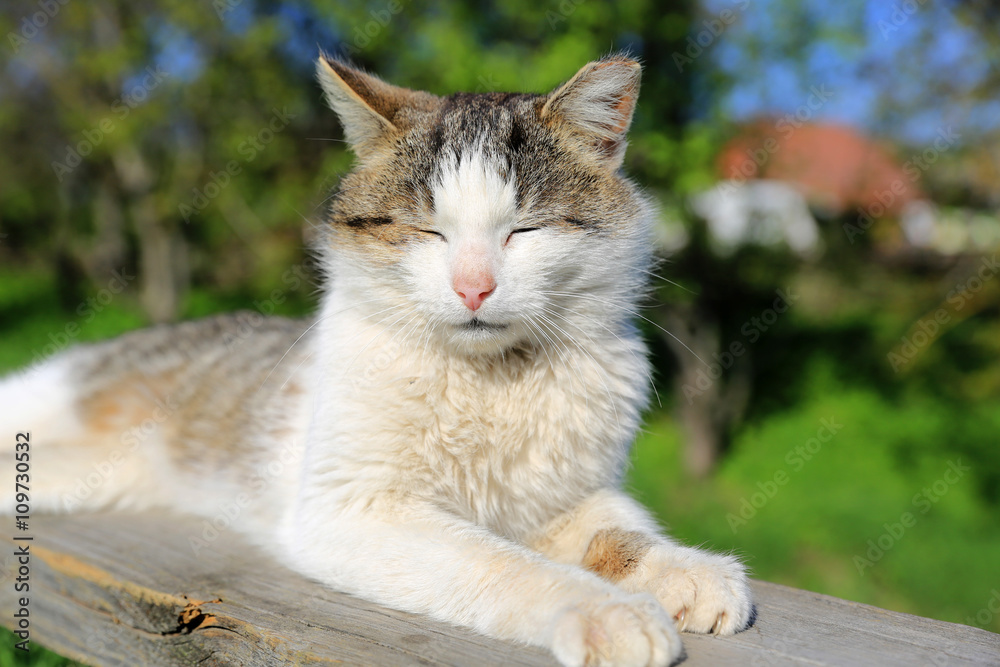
317, 55, 653, 356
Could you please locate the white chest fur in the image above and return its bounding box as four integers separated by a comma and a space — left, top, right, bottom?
302, 293, 649, 541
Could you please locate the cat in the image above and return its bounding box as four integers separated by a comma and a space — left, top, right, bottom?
1, 54, 752, 666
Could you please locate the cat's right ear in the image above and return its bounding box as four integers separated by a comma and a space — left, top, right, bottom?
316, 56, 435, 159
541, 56, 641, 170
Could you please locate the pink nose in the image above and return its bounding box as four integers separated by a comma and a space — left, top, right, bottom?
453, 276, 496, 311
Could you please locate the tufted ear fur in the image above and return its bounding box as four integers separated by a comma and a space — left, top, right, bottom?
541, 56, 641, 170
316, 55, 437, 160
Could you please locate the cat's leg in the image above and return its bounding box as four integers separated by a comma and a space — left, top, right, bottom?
283, 500, 682, 667
529, 489, 753, 636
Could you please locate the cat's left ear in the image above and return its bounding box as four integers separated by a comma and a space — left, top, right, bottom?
541, 56, 641, 170
316, 55, 438, 160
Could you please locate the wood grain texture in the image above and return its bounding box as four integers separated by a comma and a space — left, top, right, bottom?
2, 513, 998, 666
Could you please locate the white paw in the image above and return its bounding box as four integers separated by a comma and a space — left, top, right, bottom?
643, 547, 752, 635
549, 593, 682, 667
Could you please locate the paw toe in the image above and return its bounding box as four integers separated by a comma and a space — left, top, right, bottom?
551, 595, 682, 667
649, 551, 752, 636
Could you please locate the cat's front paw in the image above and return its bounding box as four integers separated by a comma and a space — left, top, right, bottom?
549, 593, 682, 667
642, 547, 752, 635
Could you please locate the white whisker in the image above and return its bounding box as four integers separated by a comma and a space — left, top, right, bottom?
337, 304, 416, 382
542, 290, 709, 368
534, 311, 621, 438
638, 267, 697, 295
540, 304, 661, 409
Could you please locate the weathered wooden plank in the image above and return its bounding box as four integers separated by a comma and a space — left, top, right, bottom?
1, 513, 552, 666
1, 513, 998, 666
685, 582, 1000, 666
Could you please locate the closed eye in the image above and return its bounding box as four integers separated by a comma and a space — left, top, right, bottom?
505, 227, 540, 245
419, 230, 446, 241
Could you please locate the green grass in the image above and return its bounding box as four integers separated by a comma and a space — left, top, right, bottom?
0, 629, 84, 666
0, 268, 147, 374
626, 373, 1000, 633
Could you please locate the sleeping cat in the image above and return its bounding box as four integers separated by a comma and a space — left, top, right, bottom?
1, 54, 752, 666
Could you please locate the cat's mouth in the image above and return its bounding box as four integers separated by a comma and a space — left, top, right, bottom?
462, 318, 509, 331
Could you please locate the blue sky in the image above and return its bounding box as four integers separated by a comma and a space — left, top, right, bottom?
704, 0, 998, 146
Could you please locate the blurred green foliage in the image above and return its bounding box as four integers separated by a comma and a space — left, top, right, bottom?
629, 371, 1000, 628
0, 631, 81, 667
1, 0, 998, 661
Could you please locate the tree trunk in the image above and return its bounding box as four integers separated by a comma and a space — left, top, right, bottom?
132, 195, 187, 323
659, 306, 750, 478
112, 146, 188, 323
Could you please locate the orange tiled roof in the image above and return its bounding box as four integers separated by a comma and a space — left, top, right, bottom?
717, 121, 924, 217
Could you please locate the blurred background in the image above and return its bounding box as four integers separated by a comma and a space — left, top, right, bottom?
1, 0, 999, 662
